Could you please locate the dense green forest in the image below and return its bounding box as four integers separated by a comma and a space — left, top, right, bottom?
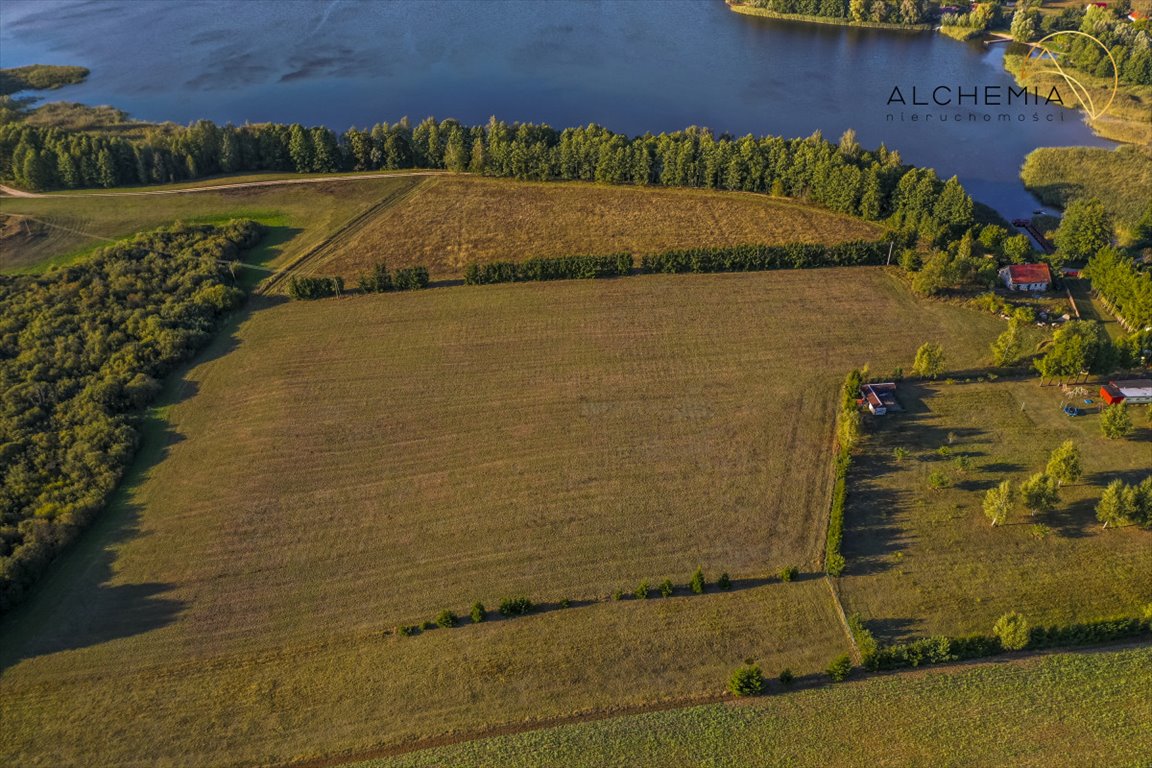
0, 220, 264, 613
1084, 246, 1152, 329
0, 117, 979, 243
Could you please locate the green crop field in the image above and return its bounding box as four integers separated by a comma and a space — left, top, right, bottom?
0, 174, 425, 273
0, 268, 1004, 767
354, 645, 1152, 768
839, 378, 1152, 643
294, 174, 886, 280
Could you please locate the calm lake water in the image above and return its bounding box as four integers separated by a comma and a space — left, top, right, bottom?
0, 0, 1114, 217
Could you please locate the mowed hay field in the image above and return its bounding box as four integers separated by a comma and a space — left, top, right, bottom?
840, 379, 1152, 642
0, 174, 425, 273
1, 270, 1003, 766
361, 646, 1152, 768
300, 175, 886, 280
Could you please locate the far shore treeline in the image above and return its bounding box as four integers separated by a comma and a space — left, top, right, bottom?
0, 117, 979, 244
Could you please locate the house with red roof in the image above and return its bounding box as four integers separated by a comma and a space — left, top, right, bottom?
999, 263, 1051, 292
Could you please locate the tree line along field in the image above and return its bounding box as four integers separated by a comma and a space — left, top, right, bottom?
0, 269, 1003, 767
0, 172, 885, 281
840, 378, 1152, 644
292, 175, 885, 281
0, 174, 424, 273
356, 645, 1152, 768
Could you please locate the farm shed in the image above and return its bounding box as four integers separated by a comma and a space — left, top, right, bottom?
1099, 379, 1152, 405
861, 382, 900, 415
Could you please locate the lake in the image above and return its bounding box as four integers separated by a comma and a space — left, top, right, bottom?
0, 0, 1114, 217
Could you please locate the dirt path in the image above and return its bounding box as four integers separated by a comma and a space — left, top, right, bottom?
0, 171, 450, 199
276, 639, 1151, 768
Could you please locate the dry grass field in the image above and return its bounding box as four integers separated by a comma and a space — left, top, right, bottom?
0, 269, 1002, 767
298, 175, 886, 280
360, 645, 1152, 768
0, 174, 424, 273
840, 378, 1152, 643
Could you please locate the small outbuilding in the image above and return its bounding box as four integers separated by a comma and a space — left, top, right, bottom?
1099, 379, 1152, 405
999, 263, 1052, 292
860, 382, 900, 415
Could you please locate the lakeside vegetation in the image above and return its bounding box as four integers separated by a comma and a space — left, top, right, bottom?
1021, 145, 1152, 244
0, 65, 88, 96
1006, 3, 1152, 143
357, 647, 1152, 768
728, 0, 933, 29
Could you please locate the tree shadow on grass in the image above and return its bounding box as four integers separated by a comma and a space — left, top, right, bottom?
0, 298, 269, 672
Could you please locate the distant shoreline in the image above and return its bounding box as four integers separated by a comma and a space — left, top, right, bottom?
726, 2, 933, 32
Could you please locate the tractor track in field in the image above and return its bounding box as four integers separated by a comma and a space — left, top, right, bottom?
257, 176, 429, 295
0, 171, 449, 199
272, 638, 1152, 768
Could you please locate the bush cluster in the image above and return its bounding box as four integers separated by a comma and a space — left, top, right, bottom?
464, 253, 632, 285
286, 275, 344, 300
356, 262, 431, 293
639, 240, 887, 274
728, 664, 765, 696
866, 636, 955, 671
499, 596, 534, 616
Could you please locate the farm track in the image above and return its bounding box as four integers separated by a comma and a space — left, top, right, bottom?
278, 638, 1152, 768
0, 171, 449, 199
257, 176, 428, 295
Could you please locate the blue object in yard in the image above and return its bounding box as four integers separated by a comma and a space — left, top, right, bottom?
1063, 405, 1080, 416
1084, 399, 1093, 405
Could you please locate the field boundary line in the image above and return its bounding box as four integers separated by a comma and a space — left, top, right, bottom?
0, 170, 451, 199
257, 176, 429, 294
276, 637, 1152, 768
824, 575, 863, 665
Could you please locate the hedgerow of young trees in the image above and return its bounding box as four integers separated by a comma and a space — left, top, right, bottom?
0, 219, 265, 613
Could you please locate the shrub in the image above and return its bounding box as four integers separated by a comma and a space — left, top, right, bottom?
727, 664, 765, 697
869, 636, 955, 670
470, 601, 486, 624
717, 572, 732, 591
993, 611, 1030, 651
847, 614, 878, 666
778, 566, 798, 582
499, 596, 534, 616
827, 654, 854, 682
635, 581, 650, 599
659, 579, 674, 598
778, 668, 795, 687
826, 553, 846, 578
927, 469, 952, 491
392, 265, 430, 291
287, 275, 343, 299
1028, 617, 1148, 648
612, 589, 625, 601
357, 262, 393, 293
559, 597, 571, 609
690, 567, 706, 594
396, 624, 419, 637
892, 446, 909, 462
435, 609, 457, 629
464, 253, 632, 285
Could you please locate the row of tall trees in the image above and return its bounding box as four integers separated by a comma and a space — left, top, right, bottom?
0, 220, 264, 613
1083, 246, 1152, 331
0, 118, 976, 241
